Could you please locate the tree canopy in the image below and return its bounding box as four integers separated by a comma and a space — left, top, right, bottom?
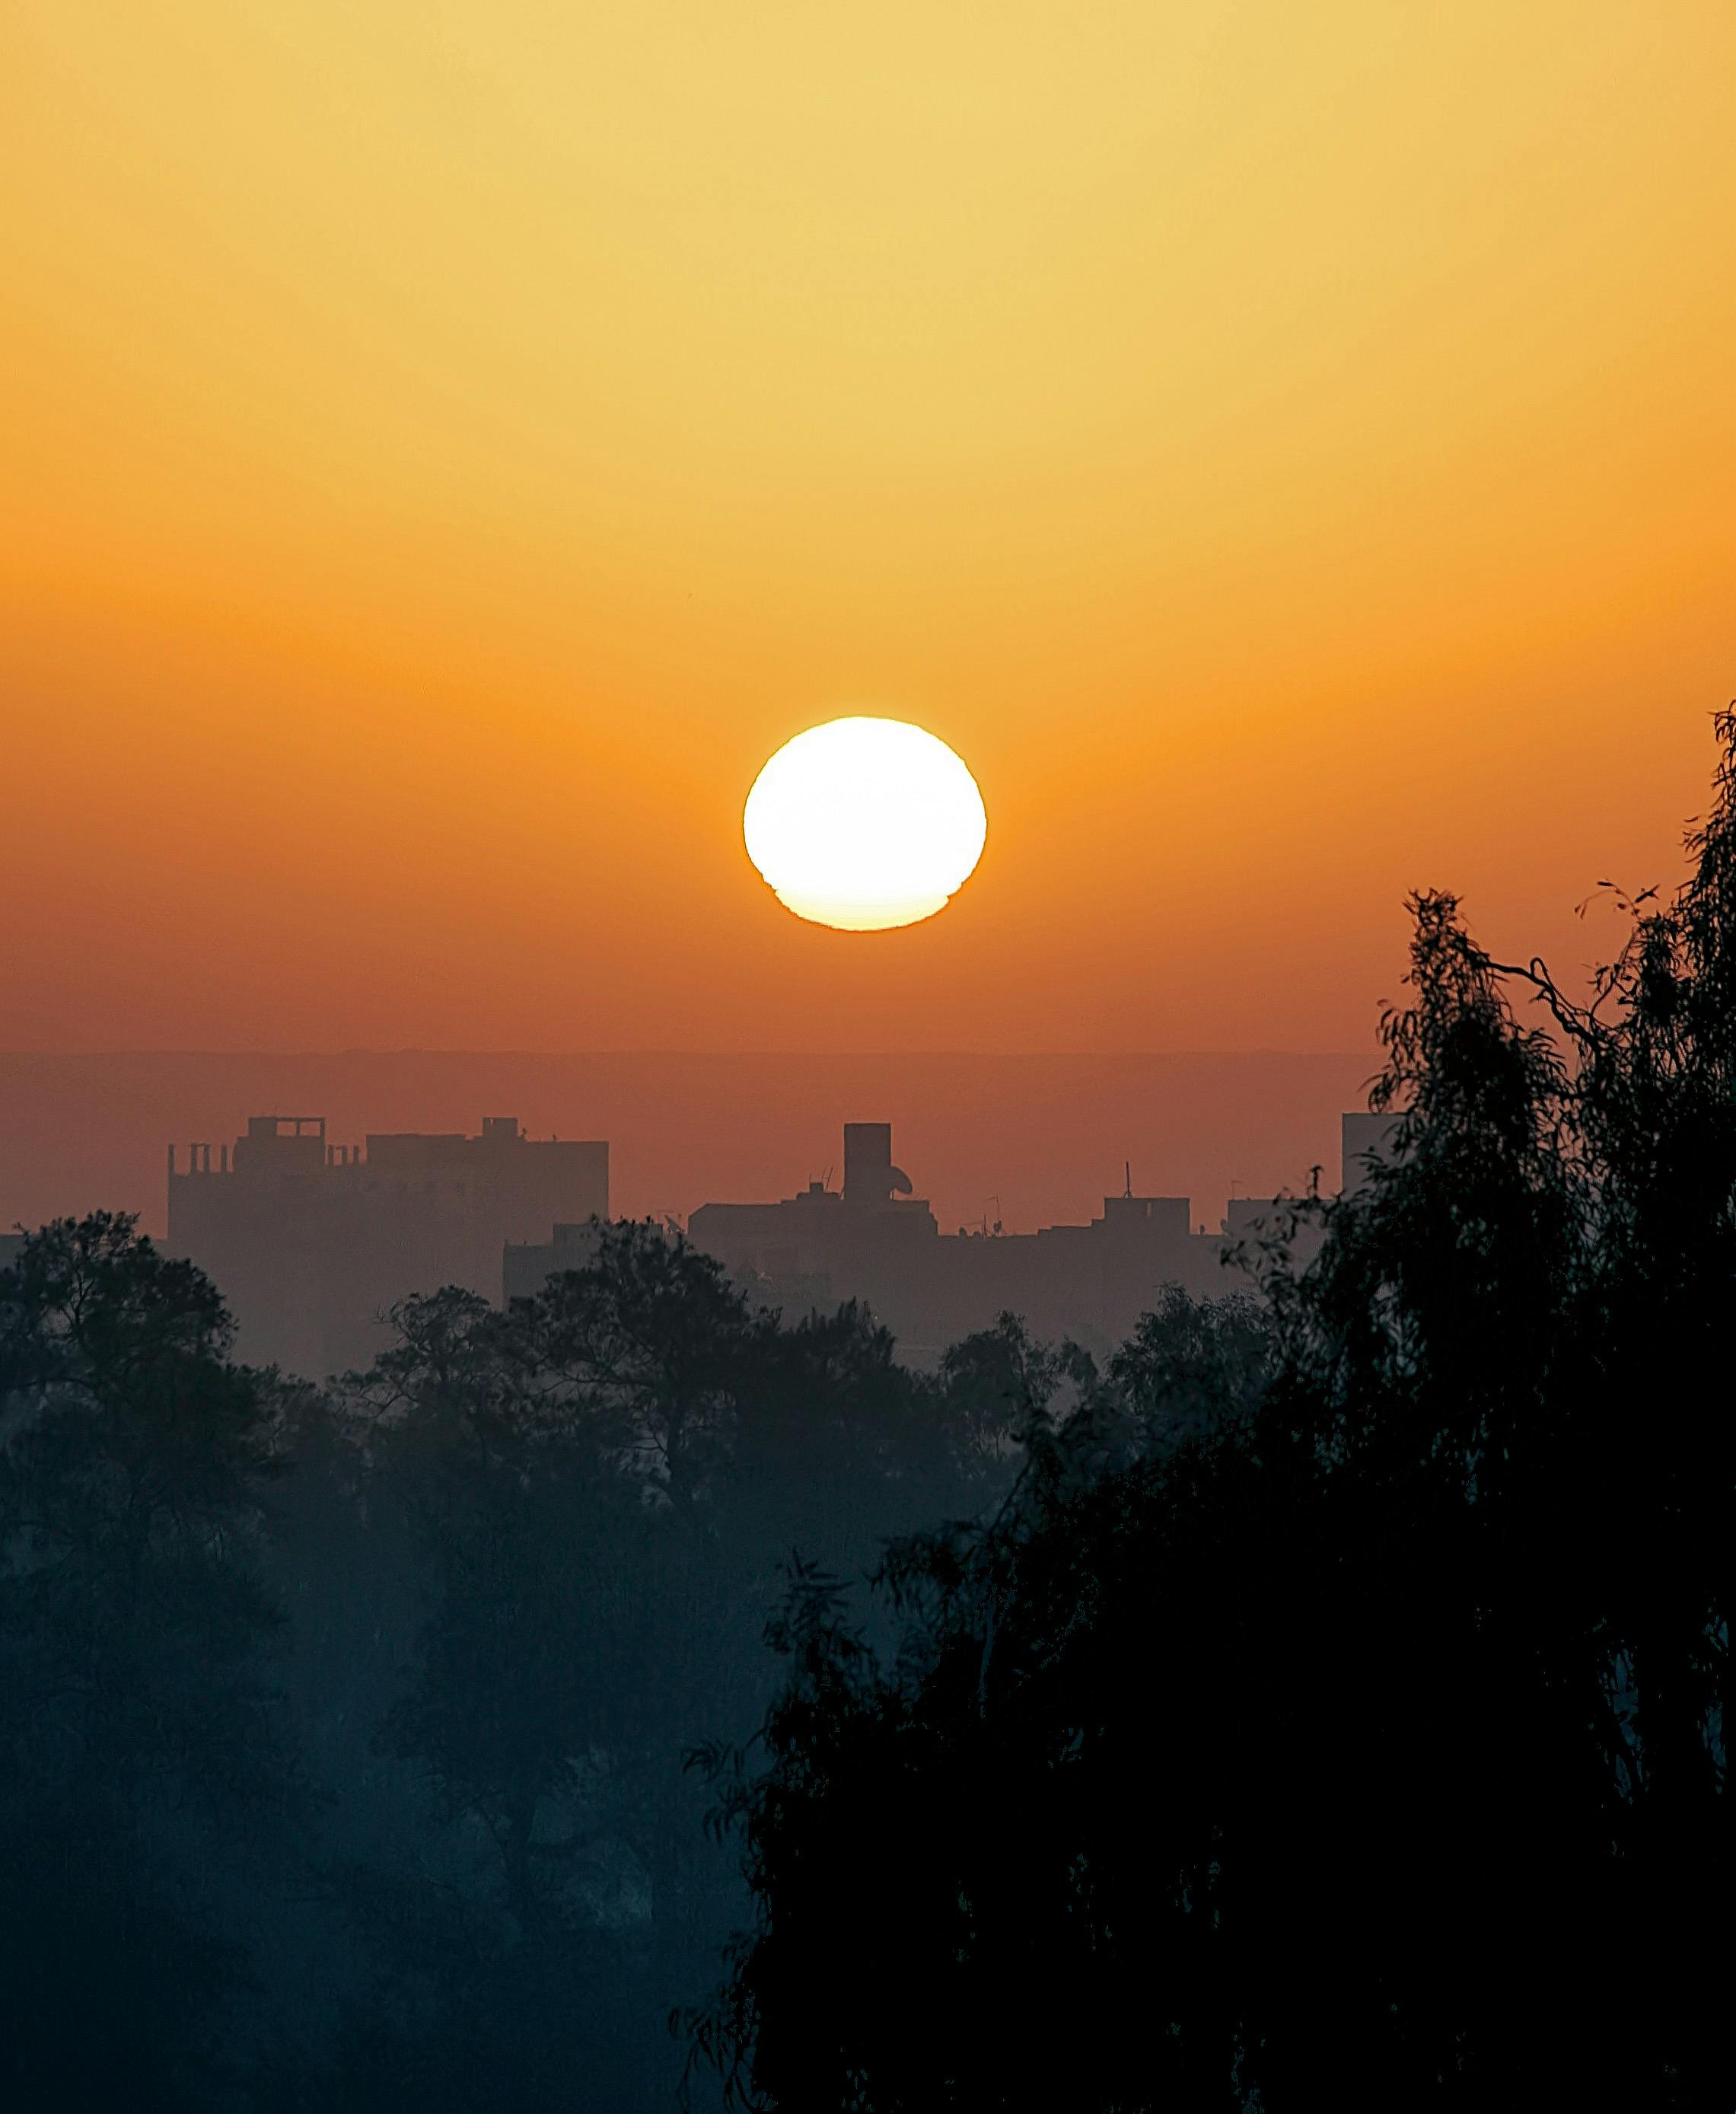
697, 713, 1736, 2111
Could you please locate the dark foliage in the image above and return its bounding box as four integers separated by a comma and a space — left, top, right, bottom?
696, 715, 1736, 2111
6, 722, 1734, 2109
0, 1216, 299, 2108
0, 1212, 1027, 2107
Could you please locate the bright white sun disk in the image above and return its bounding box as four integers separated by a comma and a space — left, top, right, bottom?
744, 717, 988, 931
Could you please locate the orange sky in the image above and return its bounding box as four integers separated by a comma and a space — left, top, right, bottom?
3, 2, 1732, 1054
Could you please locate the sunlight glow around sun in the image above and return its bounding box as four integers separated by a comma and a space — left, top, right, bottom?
744, 717, 988, 932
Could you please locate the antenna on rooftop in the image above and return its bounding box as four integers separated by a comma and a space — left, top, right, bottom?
1124, 1159, 1132, 1198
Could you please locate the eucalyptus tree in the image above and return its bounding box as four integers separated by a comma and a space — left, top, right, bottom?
694, 712, 1736, 2112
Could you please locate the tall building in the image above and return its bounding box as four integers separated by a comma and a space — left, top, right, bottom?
167, 1114, 607, 1376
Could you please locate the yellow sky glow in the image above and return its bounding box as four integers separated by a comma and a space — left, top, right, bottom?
2, 2, 1732, 1050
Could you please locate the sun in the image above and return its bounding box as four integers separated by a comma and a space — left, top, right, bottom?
744, 716, 988, 932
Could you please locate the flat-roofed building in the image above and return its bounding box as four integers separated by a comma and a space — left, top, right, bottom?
688, 1122, 1231, 1364
1222, 1194, 1327, 1274
168, 1114, 607, 1376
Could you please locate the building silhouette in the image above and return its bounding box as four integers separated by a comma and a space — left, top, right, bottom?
686, 1121, 1337, 1363
154, 1105, 1388, 1377
1341, 1110, 1402, 1194
503, 1216, 607, 1305
167, 1114, 607, 1376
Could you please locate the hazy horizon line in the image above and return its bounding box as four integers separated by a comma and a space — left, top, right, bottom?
2, 1046, 1378, 1063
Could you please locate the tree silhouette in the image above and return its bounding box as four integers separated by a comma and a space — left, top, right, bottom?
11, 723, 1730, 2109
0, 1216, 298, 2109
326, 1222, 1018, 2109
695, 713, 1736, 2112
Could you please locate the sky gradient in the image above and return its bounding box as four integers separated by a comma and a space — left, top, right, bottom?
4, 2, 1732, 1054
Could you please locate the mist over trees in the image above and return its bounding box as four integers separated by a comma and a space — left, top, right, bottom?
0, 1219, 300, 2107
0, 1213, 1032, 2109
4, 718, 1734, 2108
